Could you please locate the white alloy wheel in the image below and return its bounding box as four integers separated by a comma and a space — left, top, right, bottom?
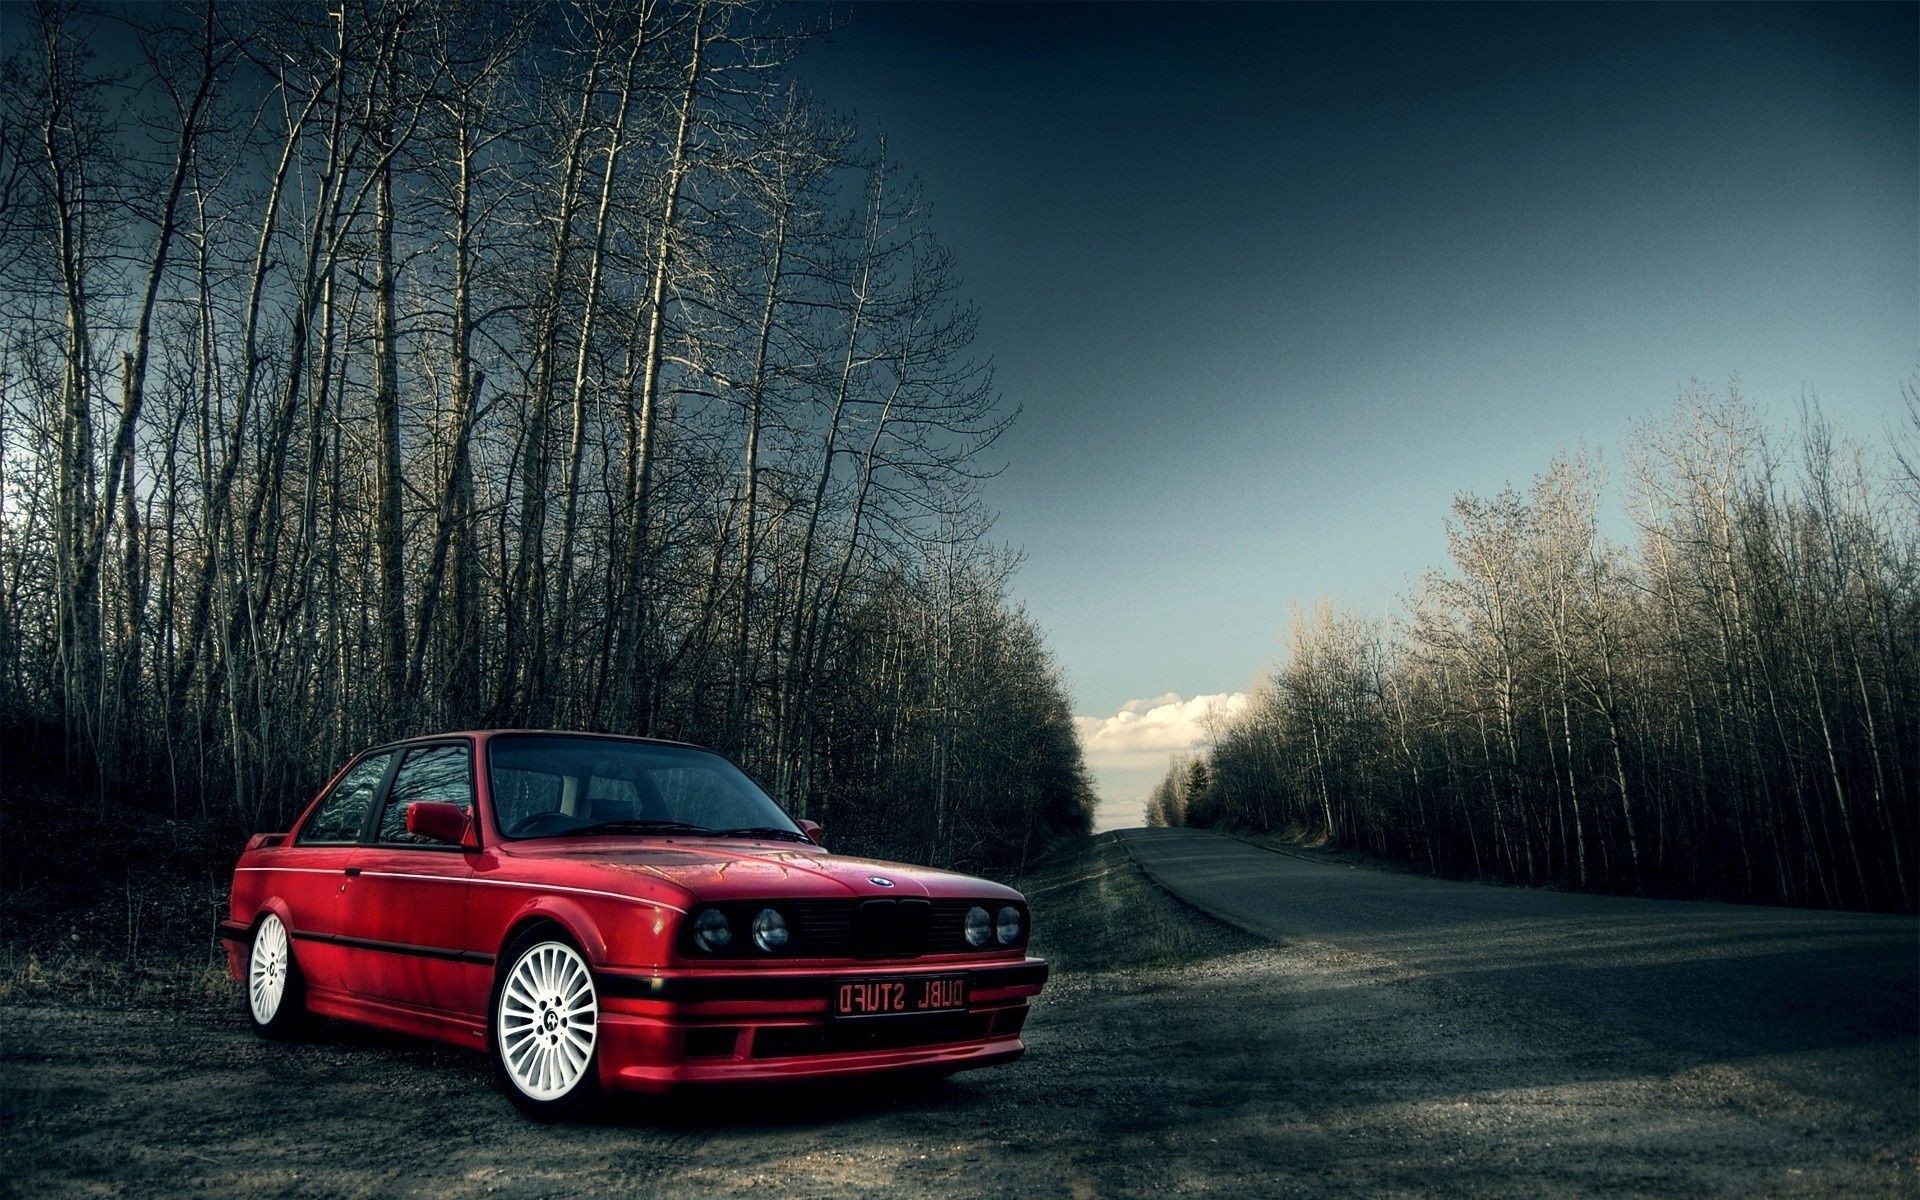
249, 914, 291, 1024
497, 941, 598, 1102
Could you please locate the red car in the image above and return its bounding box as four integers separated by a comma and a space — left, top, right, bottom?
222, 730, 1046, 1118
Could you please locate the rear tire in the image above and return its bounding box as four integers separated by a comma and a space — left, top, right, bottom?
246, 913, 310, 1039
489, 926, 603, 1121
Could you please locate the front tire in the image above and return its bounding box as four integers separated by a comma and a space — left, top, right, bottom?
246, 913, 309, 1038
489, 927, 602, 1120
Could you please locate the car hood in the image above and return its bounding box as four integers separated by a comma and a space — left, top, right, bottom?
500, 838, 1024, 906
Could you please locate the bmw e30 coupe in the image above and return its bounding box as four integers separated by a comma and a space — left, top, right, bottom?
221, 730, 1047, 1118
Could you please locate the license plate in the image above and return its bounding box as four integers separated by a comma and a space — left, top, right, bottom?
833, 975, 968, 1019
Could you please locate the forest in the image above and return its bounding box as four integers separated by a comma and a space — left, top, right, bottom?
0, 0, 1093, 873
1153, 388, 1919, 914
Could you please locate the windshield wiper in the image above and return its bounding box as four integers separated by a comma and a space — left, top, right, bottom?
568, 819, 714, 837
714, 825, 814, 843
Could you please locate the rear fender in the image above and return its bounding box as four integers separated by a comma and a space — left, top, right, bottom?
226, 897, 298, 981
254, 896, 298, 936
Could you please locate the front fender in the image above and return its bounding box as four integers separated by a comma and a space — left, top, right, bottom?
497, 894, 675, 970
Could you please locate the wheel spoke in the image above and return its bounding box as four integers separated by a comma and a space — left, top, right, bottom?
497, 940, 597, 1101
250, 915, 291, 1024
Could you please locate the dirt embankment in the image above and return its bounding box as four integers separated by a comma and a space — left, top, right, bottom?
3, 830, 1913, 1199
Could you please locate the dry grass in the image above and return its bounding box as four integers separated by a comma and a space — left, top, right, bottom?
1014, 831, 1262, 973
1236, 822, 1427, 875
0, 943, 235, 1008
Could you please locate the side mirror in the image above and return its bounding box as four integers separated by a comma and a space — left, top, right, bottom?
797, 819, 825, 847
407, 801, 476, 848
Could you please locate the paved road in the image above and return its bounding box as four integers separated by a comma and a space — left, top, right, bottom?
1123, 826, 1919, 1132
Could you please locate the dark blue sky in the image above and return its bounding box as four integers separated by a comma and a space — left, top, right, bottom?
797, 3, 1916, 789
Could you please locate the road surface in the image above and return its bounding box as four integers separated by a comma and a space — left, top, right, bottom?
2, 828, 1913, 1198
1122, 826, 1919, 1132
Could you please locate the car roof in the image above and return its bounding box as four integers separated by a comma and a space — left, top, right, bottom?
377, 729, 711, 753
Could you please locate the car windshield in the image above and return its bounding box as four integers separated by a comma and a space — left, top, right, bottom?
487, 735, 804, 841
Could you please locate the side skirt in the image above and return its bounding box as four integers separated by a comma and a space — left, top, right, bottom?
304, 985, 489, 1052
290, 929, 495, 967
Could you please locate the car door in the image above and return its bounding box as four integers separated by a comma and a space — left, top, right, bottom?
276, 750, 398, 995
339, 741, 479, 1013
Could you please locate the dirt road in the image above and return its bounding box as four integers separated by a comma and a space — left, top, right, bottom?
3, 829, 1913, 1198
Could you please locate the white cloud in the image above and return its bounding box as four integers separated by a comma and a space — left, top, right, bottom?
1074, 691, 1250, 831
1074, 691, 1249, 769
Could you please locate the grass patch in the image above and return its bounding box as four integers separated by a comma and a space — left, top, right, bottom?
0, 943, 235, 1009
1234, 822, 1425, 876
1014, 832, 1262, 972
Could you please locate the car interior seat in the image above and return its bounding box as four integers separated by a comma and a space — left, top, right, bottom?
585, 795, 641, 822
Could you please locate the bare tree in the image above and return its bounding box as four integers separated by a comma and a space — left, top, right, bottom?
1181, 385, 1915, 913
0, 0, 1093, 875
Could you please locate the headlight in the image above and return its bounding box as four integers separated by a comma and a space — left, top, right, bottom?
752, 907, 790, 952
692, 907, 732, 952
995, 905, 1024, 946
964, 906, 992, 947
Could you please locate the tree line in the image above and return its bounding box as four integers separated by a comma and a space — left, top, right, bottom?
1155, 387, 1918, 913
0, 0, 1092, 870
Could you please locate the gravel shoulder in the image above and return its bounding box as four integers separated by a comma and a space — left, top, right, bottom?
3, 830, 1913, 1198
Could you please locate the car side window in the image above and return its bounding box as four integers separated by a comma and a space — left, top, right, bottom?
376, 744, 472, 845
298, 752, 393, 845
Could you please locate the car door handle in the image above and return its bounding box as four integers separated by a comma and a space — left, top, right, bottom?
343, 867, 362, 877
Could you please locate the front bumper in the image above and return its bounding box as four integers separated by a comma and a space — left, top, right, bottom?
591, 957, 1048, 1094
